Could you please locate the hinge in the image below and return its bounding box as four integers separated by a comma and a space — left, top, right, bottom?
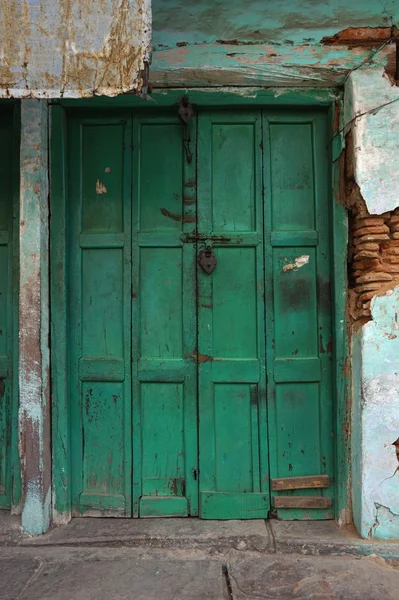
192, 468, 198, 481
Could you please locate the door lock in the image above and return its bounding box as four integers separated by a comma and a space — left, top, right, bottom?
199, 246, 217, 274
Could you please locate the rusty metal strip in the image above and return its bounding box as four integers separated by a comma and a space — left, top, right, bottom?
271, 474, 330, 491
273, 496, 332, 509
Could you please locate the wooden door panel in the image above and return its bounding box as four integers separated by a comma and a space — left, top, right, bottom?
132, 116, 198, 517
264, 113, 334, 519
198, 112, 269, 519
69, 117, 132, 516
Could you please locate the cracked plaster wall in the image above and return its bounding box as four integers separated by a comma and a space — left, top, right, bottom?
352, 290, 399, 539
345, 68, 399, 539
150, 0, 398, 87
0, 0, 151, 98
345, 69, 399, 215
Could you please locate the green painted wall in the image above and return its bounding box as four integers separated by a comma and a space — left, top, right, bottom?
151, 0, 398, 87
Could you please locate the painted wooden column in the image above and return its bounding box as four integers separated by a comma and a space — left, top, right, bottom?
19, 100, 51, 535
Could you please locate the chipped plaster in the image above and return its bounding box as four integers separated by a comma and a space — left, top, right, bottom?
344, 68, 399, 215
352, 288, 399, 539
18, 100, 51, 535
0, 0, 151, 98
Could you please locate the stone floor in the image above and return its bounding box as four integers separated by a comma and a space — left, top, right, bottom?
2, 515, 399, 599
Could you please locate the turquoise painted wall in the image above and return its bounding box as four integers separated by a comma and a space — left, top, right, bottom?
152, 0, 398, 46
150, 0, 398, 87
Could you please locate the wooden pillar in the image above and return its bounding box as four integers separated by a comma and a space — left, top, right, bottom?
19, 99, 51, 535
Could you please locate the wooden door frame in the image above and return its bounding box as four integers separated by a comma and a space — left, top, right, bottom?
50, 88, 350, 525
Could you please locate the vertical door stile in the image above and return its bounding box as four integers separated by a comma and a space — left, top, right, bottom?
198, 110, 269, 519
313, 113, 334, 512
131, 114, 141, 517
262, 113, 278, 514
123, 116, 133, 517
197, 112, 213, 499
182, 112, 199, 516
69, 117, 83, 515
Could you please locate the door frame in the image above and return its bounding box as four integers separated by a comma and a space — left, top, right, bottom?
50, 88, 350, 525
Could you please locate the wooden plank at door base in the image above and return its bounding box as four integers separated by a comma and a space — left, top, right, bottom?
272, 474, 330, 491
274, 496, 332, 509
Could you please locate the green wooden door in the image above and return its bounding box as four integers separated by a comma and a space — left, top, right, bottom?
0, 109, 17, 510
131, 114, 198, 517
197, 112, 270, 519
66, 107, 333, 520
68, 112, 198, 517
69, 115, 133, 516
264, 112, 334, 518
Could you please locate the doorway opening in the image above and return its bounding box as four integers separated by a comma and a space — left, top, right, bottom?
60, 107, 334, 520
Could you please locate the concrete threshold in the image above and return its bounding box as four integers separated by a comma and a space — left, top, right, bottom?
2, 514, 399, 559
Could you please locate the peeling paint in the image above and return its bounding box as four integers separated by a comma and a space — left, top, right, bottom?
96, 179, 107, 194
344, 68, 399, 215
352, 287, 399, 539
283, 255, 309, 272
151, 0, 398, 88
19, 100, 51, 535
0, 0, 152, 98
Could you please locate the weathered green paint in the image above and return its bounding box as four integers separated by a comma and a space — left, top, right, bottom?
264, 111, 335, 519
330, 100, 351, 525
55, 88, 339, 110
50, 105, 70, 523
0, 105, 19, 511
19, 100, 51, 535
132, 113, 198, 517
68, 114, 133, 516
152, 0, 399, 47
197, 111, 269, 519
150, 0, 398, 87
51, 94, 343, 523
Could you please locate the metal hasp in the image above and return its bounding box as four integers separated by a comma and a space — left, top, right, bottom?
199, 246, 217, 274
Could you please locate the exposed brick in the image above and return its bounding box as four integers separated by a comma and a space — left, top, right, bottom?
349, 210, 399, 320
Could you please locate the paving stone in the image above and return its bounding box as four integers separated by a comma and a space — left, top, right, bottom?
0, 557, 40, 600
269, 520, 399, 558
227, 554, 399, 599
21, 517, 272, 553
0, 513, 22, 545
18, 558, 224, 600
